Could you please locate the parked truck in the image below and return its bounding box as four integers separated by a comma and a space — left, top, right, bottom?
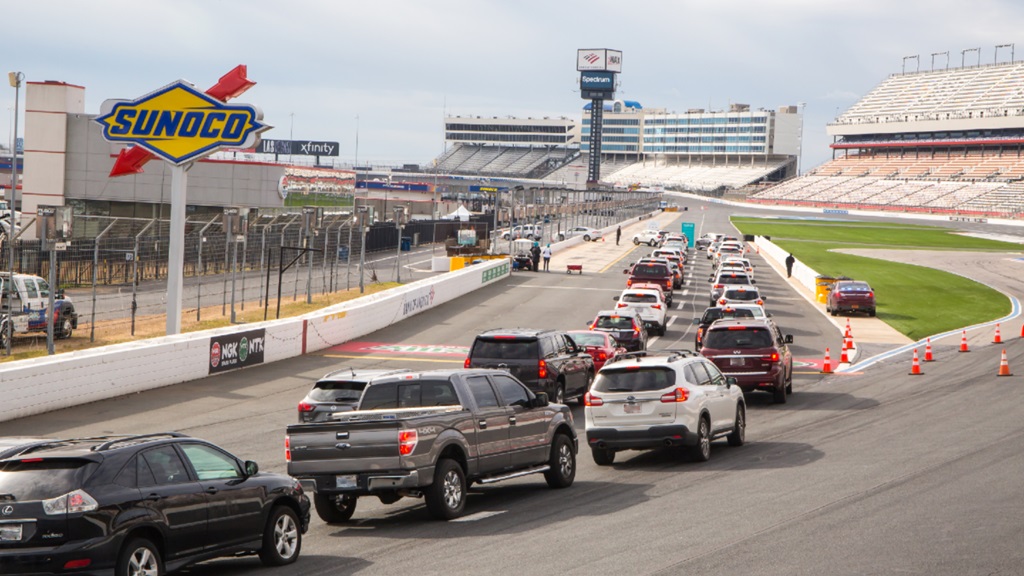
285, 368, 577, 522
0, 272, 78, 348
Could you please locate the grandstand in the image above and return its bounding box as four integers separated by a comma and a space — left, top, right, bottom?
750, 59, 1024, 218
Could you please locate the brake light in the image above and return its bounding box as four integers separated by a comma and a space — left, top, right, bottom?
584, 392, 603, 406
697, 327, 704, 341
651, 304, 661, 310
714, 284, 723, 289
42, 489, 98, 515
598, 351, 607, 361
617, 302, 628, 308
660, 388, 689, 403
868, 292, 874, 298
19, 458, 43, 463
756, 299, 764, 306
298, 402, 314, 413
719, 298, 727, 305
626, 279, 633, 286
285, 435, 291, 462
538, 359, 548, 379
464, 357, 471, 368
763, 352, 780, 362
398, 430, 418, 456
665, 280, 672, 289
64, 560, 92, 570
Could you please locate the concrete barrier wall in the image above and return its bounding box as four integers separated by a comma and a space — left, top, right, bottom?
0, 258, 511, 422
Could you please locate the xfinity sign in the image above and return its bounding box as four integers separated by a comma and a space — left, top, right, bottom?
577, 48, 623, 72
581, 72, 615, 91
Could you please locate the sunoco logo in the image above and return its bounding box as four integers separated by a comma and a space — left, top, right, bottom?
210, 342, 221, 368
95, 80, 269, 165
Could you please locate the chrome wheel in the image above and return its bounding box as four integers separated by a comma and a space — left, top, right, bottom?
442, 469, 463, 510
127, 547, 158, 576
555, 385, 565, 404
557, 442, 573, 478
273, 512, 299, 560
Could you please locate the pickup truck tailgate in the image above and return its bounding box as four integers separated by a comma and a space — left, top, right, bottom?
287, 420, 402, 476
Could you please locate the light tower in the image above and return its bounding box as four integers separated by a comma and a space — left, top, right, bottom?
577, 49, 622, 186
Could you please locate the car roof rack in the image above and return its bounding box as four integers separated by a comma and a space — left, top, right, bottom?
92, 432, 188, 452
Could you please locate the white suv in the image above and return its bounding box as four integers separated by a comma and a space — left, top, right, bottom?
584, 351, 746, 465
613, 288, 668, 336
632, 229, 663, 246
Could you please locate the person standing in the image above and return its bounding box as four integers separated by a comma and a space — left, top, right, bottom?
615, 225, 622, 246
542, 243, 553, 272
785, 253, 796, 278
530, 242, 541, 272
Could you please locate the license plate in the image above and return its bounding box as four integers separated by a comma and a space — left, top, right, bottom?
624, 403, 640, 414
851, 304, 859, 309
0, 524, 22, 542
335, 475, 358, 489
730, 357, 745, 366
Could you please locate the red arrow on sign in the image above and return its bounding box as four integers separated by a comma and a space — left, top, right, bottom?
107, 64, 257, 177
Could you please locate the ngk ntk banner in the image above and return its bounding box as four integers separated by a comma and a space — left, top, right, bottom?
209, 329, 266, 374
581, 71, 615, 91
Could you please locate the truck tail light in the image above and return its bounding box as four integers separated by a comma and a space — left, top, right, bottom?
584, 392, 603, 406
660, 388, 689, 403
697, 327, 704, 342
538, 359, 548, 379
285, 435, 291, 462
398, 430, 418, 456
464, 357, 471, 368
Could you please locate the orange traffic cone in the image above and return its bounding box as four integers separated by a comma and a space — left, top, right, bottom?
993, 323, 1002, 344
998, 349, 1012, 376
959, 330, 970, 353
845, 318, 852, 339
909, 348, 923, 375
1020, 323, 1024, 339
924, 338, 934, 362
821, 347, 833, 374
840, 338, 849, 364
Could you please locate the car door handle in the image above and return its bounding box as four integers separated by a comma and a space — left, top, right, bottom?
145, 493, 163, 501
206, 486, 219, 495
509, 416, 517, 425
478, 420, 488, 429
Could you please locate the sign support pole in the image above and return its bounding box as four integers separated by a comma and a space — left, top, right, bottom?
167, 163, 189, 335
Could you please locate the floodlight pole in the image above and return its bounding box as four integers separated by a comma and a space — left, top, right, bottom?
166, 163, 190, 335
6, 71, 23, 356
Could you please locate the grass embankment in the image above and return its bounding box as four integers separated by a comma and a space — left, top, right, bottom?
731, 218, 1019, 341
2, 282, 399, 363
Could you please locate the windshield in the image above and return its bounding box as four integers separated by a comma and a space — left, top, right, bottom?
593, 367, 676, 393
703, 328, 773, 349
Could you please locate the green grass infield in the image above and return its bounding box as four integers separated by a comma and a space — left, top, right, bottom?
731, 217, 1019, 341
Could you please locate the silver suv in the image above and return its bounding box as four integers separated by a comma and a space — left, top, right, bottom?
583, 351, 746, 465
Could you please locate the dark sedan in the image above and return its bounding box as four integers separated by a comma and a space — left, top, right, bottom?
827, 280, 876, 316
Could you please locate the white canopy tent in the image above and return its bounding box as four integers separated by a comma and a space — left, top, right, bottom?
444, 205, 472, 221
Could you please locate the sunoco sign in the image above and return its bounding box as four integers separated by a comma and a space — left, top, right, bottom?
209, 329, 266, 374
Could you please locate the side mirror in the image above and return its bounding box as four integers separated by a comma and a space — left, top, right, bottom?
751, 279, 757, 284
726, 376, 738, 388
622, 269, 629, 274
56, 289, 66, 299
533, 392, 550, 408
691, 317, 700, 324
785, 335, 794, 344
613, 296, 620, 301
244, 460, 259, 477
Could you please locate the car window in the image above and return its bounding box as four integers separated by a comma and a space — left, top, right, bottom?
595, 316, 635, 330
593, 367, 677, 393
568, 332, 605, 347
141, 446, 191, 485
180, 443, 242, 481
702, 360, 726, 386
359, 382, 398, 410
683, 364, 705, 387
309, 380, 366, 402
622, 293, 658, 304
724, 289, 760, 301
717, 274, 750, 285
632, 265, 670, 278
688, 361, 714, 386
492, 375, 531, 408
466, 376, 500, 408
37, 279, 51, 299
472, 338, 538, 360
22, 279, 39, 299
0, 459, 92, 500
703, 328, 773, 349
721, 308, 756, 319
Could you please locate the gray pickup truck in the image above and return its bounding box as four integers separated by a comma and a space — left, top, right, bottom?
286, 368, 578, 521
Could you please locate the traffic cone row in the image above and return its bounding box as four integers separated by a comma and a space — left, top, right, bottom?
909, 348, 923, 375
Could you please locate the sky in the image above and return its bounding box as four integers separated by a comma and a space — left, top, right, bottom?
4, 0, 1024, 174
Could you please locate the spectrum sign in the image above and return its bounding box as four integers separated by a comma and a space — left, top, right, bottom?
580, 71, 615, 91
95, 80, 269, 165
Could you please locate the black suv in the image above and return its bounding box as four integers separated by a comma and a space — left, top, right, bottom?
0, 433, 310, 575
297, 368, 411, 422
466, 328, 595, 404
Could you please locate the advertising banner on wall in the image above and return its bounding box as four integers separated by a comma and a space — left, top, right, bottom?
258, 139, 340, 156
209, 329, 266, 374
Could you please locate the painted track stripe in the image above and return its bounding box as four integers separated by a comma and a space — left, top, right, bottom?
322, 354, 464, 363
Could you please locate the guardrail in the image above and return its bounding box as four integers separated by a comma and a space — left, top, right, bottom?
0, 258, 511, 422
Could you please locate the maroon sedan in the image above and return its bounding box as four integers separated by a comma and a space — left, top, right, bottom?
568, 330, 626, 372
827, 280, 876, 317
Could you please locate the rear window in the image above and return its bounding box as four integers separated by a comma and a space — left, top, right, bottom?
569, 332, 606, 347
837, 282, 871, 292
723, 290, 760, 301
359, 379, 460, 410
308, 380, 367, 402
593, 367, 677, 393
622, 293, 658, 304
0, 459, 93, 500
632, 265, 669, 278
471, 338, 538, 360
716, 274, 750, 285
594, 316, 636, 330
702, 307, 756, 323
703, 328, 773, 349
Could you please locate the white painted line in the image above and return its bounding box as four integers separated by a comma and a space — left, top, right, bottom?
681, 289, 689, 296
648, 336, 661, 346
676, 301, 685, 310
667, 316, 677, 326
450, 510, 507, 523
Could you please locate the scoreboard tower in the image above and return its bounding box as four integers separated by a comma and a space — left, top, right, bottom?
577, 49, 622, 185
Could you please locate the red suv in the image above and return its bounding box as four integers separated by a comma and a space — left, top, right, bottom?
827, 280, 876, 317
699, 319, 794, 404
624, 261, 674, 304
